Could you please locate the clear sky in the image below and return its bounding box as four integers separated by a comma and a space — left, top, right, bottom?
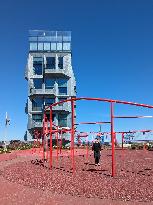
0, 0, 153, 141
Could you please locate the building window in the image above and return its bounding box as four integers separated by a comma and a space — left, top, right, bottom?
38, 43, 43, 50
57, 79, 67, 87
58, 87, 67, 95
44, 43, 50, 50
29, 37, 37, 41
57, 43, 62, 50
63, 42, 70, 50
44, 98, 55, 106
58, 114, 67, 127
58, 57, 63, 69
33, 57, 43, 75
57, 79, 67, 95
32, 114, 42, 122
46, 57, 55, 69
45, 78, 56, 89
33, 57, 43, 64
30, 42, 37, 51
32, 98, 43, 111
33, 79, 43, 89
46, 113, 55, 121
51, 43, 56, 50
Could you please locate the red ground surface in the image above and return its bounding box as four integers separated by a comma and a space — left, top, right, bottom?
0, 148, 153, 205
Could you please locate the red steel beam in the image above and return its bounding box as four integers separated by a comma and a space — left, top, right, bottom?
49, 108, 53, 169
46, 97, 153, 110
111, 102, 115, 177
56, 127, 59, 163
81, 129, 153, 135
114, 116, 153, 118
42, 113, 46, 161
86, 135, 89, 161
75, 121, 111, 125
71, 99, 75, 174
60, 130, 62, 154
122, 132, 124, 150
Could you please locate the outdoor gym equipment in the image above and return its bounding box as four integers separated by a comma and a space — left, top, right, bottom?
42, 97, 153, 177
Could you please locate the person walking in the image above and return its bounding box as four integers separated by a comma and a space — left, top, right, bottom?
92, 137, 101, 166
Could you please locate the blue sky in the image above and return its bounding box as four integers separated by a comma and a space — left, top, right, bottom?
0, 0, 153, 141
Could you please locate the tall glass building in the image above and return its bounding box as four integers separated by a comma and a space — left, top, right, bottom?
25, 30, 76, 140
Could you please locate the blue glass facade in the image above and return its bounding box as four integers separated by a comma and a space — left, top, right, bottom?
29, 30, 71, 52
44, 98, 55, 106
45, 78, 56, 89
33, 57, 43, 75
32, 114, 42, 122
32, 98, 43, 111
33, 79, 43, 89
46, 57, 55, 69
25, 30, 76, 140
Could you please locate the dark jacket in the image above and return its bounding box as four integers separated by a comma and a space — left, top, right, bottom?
92, 142, 101, 152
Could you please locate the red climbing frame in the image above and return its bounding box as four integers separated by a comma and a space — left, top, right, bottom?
75, 121, 111, 162
76, 133, 89, 160
43, 97, 153, 177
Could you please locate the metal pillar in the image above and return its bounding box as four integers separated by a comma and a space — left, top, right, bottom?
111, 102, 115, 177
49, 108, 53, 169
60, 130, 62, 154
42, 114, 45, 161
86, 136, 89, 161
122, 132, 124, 150
56, 128, 59, 163
71, 99, 75, 173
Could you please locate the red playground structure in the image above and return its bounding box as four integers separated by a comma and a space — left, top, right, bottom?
33, 97, 153, 177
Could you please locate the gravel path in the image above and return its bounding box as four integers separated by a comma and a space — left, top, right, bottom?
1, 149, 153, 204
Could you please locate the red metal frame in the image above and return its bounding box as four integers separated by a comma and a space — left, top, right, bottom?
59, 130, 63, 154
49, 108, 53, 168
41, 97, 153, 177
56, 127, 59, 162
75, 121, 111, 125
110, 102, 115, 177
76, 134, 89, 160
71, 99, 75, 173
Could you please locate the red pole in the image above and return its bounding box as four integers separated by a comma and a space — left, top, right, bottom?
36, 135, 38, 153
111, 102, 115, 177
122, 132, 124, 150
46, 135, 48, 161
60, 130, 62, 154
42, 114, 45, 161
71, 99, 75, 173
46, 118, 49, 161
38, 137, 40, 153
49, 108, 53, 169
56, 128, 59, 163
44, 113, 48, 161
70, 130, 73, 157
39, 131, 43, 154
86, 136, 89, 161
121, 132, 125, 163
143, 143, 146, 151
42, 136, 44, 160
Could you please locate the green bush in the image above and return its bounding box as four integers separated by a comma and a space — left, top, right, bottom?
0, 148, 11, 154
131, 145, 136, 150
